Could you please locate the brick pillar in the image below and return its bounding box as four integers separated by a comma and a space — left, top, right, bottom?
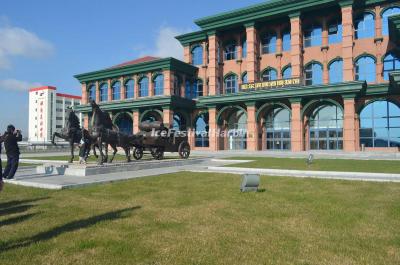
203, 42, 208, 65
163, 108, 173, 128
81, 83, 88, 104
148, 73, 154, 97
184, 45, 190, 64
290, 13, 303, 78
95, 81, 100, 103
207, 32, 219, 95
322, 19, 329, 84
343, 97, 358, 152
208, 107, 218, 151
83, 114, 89, 129
375, 6, 383, 83
120, 77, 126, 100
290, 99, 303, 152
341, 3, 354, 82
132, 110, 139, 133
164, 70, 173, 96
246, 23, 258, 82
134, 76, 139, 99
107, 80, 112, 101
246, 103, 258, 151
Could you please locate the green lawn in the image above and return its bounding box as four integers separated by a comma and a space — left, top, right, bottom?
0, 172, 399, 264
1, 162, 36, 168
226, 157, 400, 174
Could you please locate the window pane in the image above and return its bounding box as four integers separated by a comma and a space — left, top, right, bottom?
282, 32, 291, 51
382, 8, 400, 36
283, 67, 292, 79
329, 60, 343, 83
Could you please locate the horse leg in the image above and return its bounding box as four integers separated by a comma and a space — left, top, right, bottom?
108, 144, 118, 163
69, 140, 74, 163
125, 147, 131, 163
104, 143, 109, 163
97, 137, 105, 165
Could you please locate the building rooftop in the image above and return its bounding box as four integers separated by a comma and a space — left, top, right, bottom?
109, 56, 161, 69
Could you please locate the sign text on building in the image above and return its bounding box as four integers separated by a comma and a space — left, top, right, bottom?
240, 78, 302, 91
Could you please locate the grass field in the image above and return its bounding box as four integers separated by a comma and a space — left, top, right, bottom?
1, 162, 36, 168
0, 172, 399, 265
226, 157, 400, 174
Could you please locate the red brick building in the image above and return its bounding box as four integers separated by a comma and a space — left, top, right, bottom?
75, 0, 400, 152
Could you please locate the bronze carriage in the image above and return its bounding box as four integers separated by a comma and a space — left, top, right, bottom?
130, 121, 191, 160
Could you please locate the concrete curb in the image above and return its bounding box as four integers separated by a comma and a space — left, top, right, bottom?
206, 166, 400, 183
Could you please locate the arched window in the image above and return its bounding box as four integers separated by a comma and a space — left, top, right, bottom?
282, 30, 291, 52
194, 79, 203, 98
138, 77, 149, 97
153, 74, 164, 96
265, 107, 291, 150
360, 100, 400, 147
282, 66, 292, 79
242, 39, 247, 58
304, 24, 322, 47
355, 13, 375, 39
224, 42, 237, 60
185, 80, 192, 99
329, 59, 343, 83
355, 56, 376, 83
191, 45, 203, 65
242, 72, 248, 84
111, 81, 121, 101
125, 79, 134, 99
328, 19, 342, 44
99, 83, 108, 102
195, 113, 209, 147
88, 85, 96, 101
383, 53, 400, 81
224, 74, 238, 94
262, 32, 277, 54
382, 7, 400, 36
309, 103, 343, 150
261, 68, 278, 81
226, 109, 247, 150
304, 63, 323, 85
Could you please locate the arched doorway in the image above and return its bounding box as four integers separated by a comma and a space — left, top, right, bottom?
307, 103, 343, 150
218, 107, 247, 150
172, 113, 187, 131
141, 110, 163, 123
264, 106, 291, 150
195, 112, 209, 147
115, 113, 133, 134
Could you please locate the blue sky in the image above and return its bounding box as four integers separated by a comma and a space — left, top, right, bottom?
0, 0, 262, 133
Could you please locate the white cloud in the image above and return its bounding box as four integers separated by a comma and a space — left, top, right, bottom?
0, 22, 54, 70
137, 26, 192, 60
0, 78, 41, 92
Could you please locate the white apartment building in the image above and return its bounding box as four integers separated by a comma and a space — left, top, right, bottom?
28, 86, 82, 143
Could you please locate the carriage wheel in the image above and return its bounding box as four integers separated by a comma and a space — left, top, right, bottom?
178, 142, 190, 159
151, 147, 164, 160
133, 147, 144, 160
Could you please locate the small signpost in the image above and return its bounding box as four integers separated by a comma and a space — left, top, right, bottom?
306, 154, 314, 168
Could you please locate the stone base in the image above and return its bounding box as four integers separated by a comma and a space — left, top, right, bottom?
36, 158, 206, 177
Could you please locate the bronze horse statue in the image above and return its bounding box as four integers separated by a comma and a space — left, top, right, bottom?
89, 100, 132, 165
52, 108, 92, 163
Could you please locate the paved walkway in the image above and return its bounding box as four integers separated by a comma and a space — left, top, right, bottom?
4, 157, 400, 190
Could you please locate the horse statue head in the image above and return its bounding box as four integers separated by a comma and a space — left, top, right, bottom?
66, 107, 80, 130
89, 99, 114, 130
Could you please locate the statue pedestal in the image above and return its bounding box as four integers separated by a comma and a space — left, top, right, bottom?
36, 158, 205, 177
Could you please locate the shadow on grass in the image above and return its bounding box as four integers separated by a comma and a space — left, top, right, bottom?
0, 213, 38, 227
0, 206, 141, 252
0, 205, 34, 217
0, 197, 50, 210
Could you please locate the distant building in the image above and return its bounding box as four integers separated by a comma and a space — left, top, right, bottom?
28, 86, 82, 143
